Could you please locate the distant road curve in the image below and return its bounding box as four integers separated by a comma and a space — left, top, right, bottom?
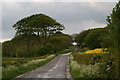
13, 53, 72, 80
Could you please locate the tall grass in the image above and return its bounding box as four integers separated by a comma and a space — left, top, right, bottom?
2, 54, 55, 79
2, 54, 49, 68
70, 54, 100, 78
70, 51, 117, 78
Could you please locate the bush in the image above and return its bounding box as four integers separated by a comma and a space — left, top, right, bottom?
72, 52, 93, 65
48, 32, 72, 51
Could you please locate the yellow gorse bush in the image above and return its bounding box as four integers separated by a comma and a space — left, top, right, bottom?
85, 48, 107, 54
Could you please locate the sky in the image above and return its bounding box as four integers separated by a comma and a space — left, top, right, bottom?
0, 0, 118, 42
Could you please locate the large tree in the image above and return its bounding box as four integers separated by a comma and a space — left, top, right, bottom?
106, 1, 120, 51
106, 1, 120, 78
13, 15, 35, 57
13, 13, 64, 56
27, 14, 65, 46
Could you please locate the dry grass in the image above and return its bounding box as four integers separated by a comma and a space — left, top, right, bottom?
72, 52, 93, 65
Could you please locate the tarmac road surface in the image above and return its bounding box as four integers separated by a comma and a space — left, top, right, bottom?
14, 53, 71, 80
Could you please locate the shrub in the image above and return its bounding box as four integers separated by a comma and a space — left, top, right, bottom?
72, 52, 93, 65
38, 44, 55, 55
85, 48, 108, 54
70, 54, 100, 78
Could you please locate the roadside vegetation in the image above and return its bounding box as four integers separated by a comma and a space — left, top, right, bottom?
2, 54, 55, 79
2, 48, 72, 79
70, 1, 120, 79
70, 51, 117, 78
2, 14, 73, 79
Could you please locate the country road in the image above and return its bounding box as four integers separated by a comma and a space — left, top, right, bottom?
14, 53, 71, 80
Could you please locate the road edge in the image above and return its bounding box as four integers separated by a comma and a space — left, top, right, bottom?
66, 52, 73, 79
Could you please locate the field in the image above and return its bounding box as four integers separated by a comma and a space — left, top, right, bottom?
2, 54, 50, 68
2, 54, 56, 79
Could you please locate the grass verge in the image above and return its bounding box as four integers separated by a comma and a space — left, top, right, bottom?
69, 51, 119, 78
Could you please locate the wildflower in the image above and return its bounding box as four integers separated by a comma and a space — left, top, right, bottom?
85, 48, 108, 54
4, 65, 18, 71
70, 54, 100, 77
3, 54, 55, 72
22, 54, 55, 67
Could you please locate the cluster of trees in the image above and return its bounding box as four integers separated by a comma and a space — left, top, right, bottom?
106, 1, 120, 78
2, 14, 72, 57
106, 1, 120, 52
75, 1, 120, 78
75, 28, 108, 49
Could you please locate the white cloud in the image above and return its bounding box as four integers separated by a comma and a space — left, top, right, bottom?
63, 20, 106, 34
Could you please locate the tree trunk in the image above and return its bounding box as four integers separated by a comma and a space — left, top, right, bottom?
37, 31, 41, 47
43, 30, 47, 47
27, 35, 30, 57
43, 35, 47, 47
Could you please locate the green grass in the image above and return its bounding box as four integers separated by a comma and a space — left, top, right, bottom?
56, 49, 73, 56
2, 54, 50, 68
2, 54, 49, 61
2, 55, 56, 79
2, 57, 31, 61
70, 69, 81, 78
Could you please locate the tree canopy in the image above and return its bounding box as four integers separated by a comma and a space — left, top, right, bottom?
11, 13, 65, 57
75, 29, 90, 48
106, 1, 120, 51
13, 14, 64, 38
84, 28, 107, 49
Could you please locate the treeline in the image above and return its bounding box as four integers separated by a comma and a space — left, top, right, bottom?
3, 32, 72, 57
2, 14, 72, 57
75, 27, 108, 49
